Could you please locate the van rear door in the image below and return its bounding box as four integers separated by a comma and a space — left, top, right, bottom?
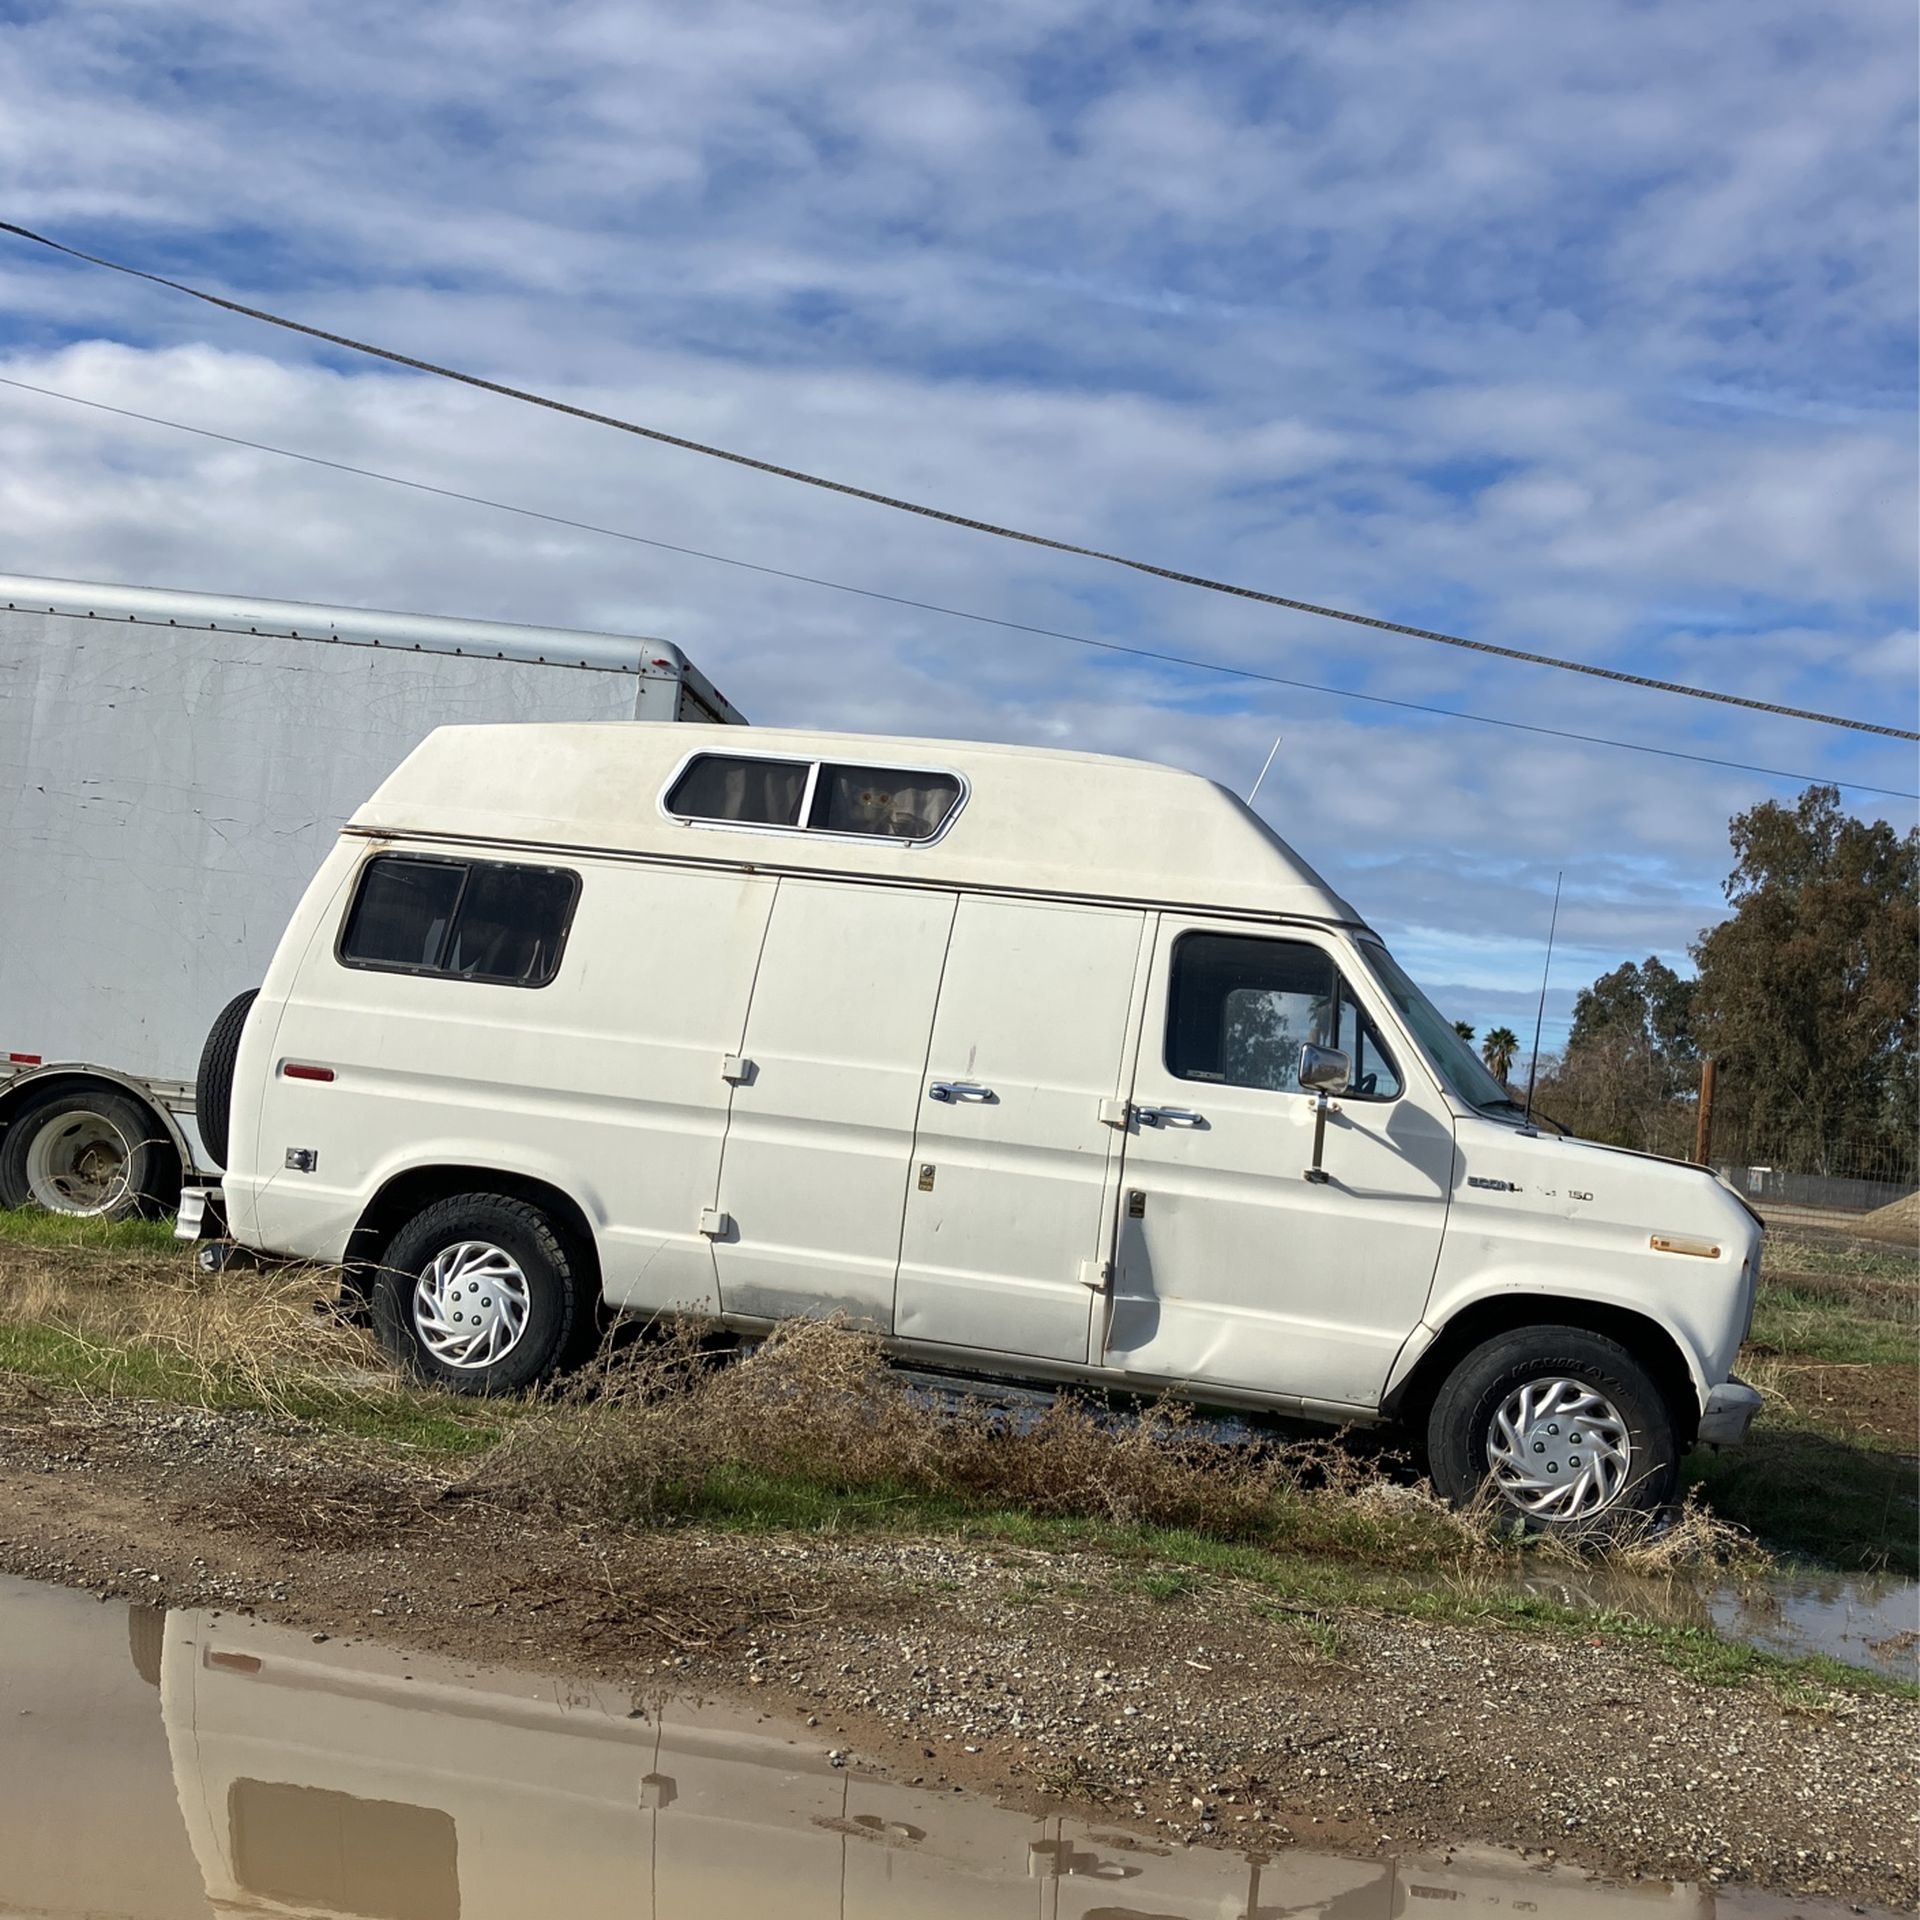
892, 897, 1149, 1365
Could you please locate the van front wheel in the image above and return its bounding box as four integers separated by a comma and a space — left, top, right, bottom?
1426, 1325, 1677, 1533
372, 1194, 583, 1395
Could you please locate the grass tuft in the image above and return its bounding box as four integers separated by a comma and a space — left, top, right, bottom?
0, 1230, 501, 1456
0, 1206, 180, 1254
485, 1317, 1767, 1585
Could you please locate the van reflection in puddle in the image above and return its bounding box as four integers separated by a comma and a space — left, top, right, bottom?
0, 1574, 1768, 1920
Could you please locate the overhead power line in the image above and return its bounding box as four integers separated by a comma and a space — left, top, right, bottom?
6, 372, 1914, 803
4, 216, 1913, 745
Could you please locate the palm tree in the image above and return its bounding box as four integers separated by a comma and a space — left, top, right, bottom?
1482, 1025, 1520, 1084
1451, 1019, 1475, 1042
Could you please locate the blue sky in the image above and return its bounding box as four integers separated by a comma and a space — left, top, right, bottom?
1, 0, 1915, 1048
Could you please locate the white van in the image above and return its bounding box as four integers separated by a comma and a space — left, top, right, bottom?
192, 723, 1763, 1529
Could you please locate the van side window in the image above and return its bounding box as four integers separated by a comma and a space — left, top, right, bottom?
338, 856, 465, 970
665, 755, 809, 826
444, 865, 578, 984
664, 753, 963, 843
339, 855, 579, 988
1329, 979, 1405, 1100
1167, 933, 1401, 1099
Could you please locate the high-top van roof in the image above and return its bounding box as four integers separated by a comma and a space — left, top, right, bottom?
350, 722, 1363, 923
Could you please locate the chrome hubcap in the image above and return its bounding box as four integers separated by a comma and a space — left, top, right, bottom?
413, 1241, 531, 1369
25, 1110, 132, 1216
1486, 1376, 1633, 1520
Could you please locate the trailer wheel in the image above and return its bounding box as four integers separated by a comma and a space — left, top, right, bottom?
194, 989, 259, 1171
370, 1193, 584, 1396
0, 1087, 172, 1220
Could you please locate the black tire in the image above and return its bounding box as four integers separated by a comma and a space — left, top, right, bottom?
1426, 1324, 1677, 1534
194, 989, 259, 1171
370, 1193, 584, 1395
0, 1087, 174, 1220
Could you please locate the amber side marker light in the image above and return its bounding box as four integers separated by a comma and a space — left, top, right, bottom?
1650, 1233, 1721, 1258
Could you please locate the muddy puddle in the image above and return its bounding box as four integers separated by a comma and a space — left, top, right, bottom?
1707, 1569, 1920, 1678
1492, 1563, 1920, 1682
0, 1572, 1894, 1919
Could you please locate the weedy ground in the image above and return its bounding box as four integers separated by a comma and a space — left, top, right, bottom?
0, 1203, 1911, 1659
1683, 1223, 1918, 1576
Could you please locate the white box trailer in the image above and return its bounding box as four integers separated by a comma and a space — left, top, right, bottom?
0, 573, 744, 1217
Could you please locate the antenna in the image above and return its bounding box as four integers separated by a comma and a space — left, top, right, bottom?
1523, 871, 1563, 1128
1246, 733, 1284, 805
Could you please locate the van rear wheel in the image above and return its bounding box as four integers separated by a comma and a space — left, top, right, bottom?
1426, 1325, 1677, 1534
371, 1194, 583, 1395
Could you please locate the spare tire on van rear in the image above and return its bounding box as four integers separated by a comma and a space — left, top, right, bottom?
194, 989, 259, 1170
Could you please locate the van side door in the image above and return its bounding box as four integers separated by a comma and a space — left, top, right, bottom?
892, 897, 1149, 1365
712, 877, 956, 1329
1106, 918, 1455, 1410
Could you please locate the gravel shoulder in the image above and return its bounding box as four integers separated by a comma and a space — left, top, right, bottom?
0, 1376, 1912, 1909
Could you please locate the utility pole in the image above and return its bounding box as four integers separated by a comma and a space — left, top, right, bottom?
1693, 1057, 1717, 1165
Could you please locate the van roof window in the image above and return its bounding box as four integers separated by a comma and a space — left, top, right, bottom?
665, 754, 810, 827
665, 753, 963, 844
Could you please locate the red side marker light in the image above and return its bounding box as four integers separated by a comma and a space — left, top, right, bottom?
283, 1063, 336, 1083
7, 1053, 41, 1066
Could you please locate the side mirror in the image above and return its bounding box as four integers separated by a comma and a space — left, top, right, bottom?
1299, 1043, 1351, 1094
1299, 1044, 1349, 1185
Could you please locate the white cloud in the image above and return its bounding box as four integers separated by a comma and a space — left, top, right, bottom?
0, 0, 1913, 1018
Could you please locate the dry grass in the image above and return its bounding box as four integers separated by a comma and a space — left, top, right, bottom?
0, 1242, 371, 1408
485, 1317, 1765, 1579
0, 1241, 497, 1456
0, 1234, 1771, 1585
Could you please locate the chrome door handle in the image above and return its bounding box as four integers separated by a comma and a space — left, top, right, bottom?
929, 1081, 995, 1103
1136, 1105, 1205, 1128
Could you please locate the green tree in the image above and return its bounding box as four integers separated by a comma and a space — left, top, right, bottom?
1481, 1026, 1520, 1083
1544, 958, 1702, 1153
1451, 1019, 1475, 1042
1566, 956, 1697, 1073
1691, 785, 1918, 1172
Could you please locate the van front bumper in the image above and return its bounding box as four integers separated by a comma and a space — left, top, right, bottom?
1696, 1378, 1764, 1447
